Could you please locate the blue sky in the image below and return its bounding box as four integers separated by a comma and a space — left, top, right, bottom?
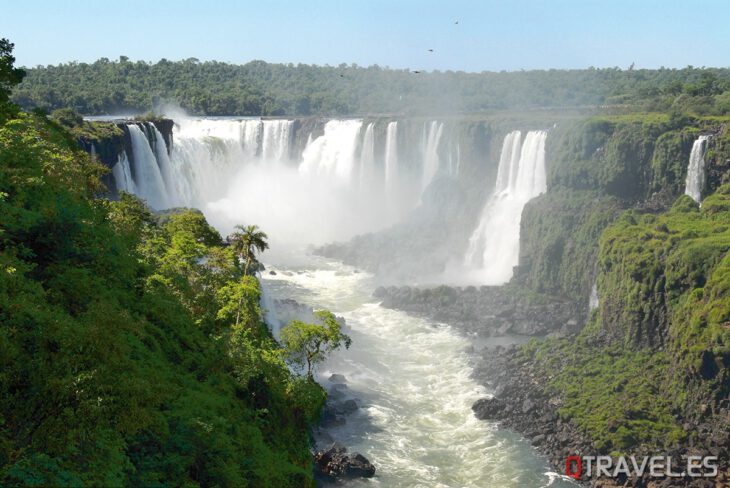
2, 0, 728, 71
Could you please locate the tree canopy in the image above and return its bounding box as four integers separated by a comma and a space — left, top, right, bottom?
11, 55, 730, 116
281, 310, 352, 378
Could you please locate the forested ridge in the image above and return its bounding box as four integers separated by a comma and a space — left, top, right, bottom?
12, 56, 730, 116
0, 40, 328, 487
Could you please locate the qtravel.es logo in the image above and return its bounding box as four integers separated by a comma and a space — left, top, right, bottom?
565, 455, 719, 480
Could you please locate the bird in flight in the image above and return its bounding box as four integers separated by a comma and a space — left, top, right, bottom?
428, 49, 434, 52
455, 20, 459, 24
412, 70, 422, 74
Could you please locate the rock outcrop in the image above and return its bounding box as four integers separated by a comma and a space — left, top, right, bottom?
374, 284, 579, 337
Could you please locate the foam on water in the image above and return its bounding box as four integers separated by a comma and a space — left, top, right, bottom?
262, 257, 575, 488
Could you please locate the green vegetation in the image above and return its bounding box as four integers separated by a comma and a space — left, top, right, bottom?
517, 190, 624, 302
519, 186, 730, 456
521, 338, 685, 455
0, 43, 328, 487
0, 39, 25, 121
281, 311, 352, 378
228, 225, 270, 277
11, 56, 730, 116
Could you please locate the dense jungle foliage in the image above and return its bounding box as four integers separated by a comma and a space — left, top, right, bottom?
0, 41, 326, 487
11, 56, 730, 116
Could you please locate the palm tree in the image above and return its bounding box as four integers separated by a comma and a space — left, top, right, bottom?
229, 224, 269, 276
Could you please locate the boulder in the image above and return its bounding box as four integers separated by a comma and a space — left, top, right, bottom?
472, 397, 506, 420
314, 442, 376, 479
329, 373, 347, 384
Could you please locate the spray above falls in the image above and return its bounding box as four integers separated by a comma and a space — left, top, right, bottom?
684, 135, 709, 203
109, 117, 456, 246
463, 130, 547, 285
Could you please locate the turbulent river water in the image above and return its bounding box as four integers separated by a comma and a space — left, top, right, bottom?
260, 252, 574, 488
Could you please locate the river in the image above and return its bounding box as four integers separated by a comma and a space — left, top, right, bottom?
260, 252, 575, 488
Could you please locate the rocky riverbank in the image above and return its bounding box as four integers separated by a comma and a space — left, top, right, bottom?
373, 284, 581, 337
265, 296, 376, 483
470, 345, 729, 487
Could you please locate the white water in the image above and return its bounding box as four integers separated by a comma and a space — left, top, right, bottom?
262, 257, 573, 488
384, 121, 399, 192
111, 151, 136, 195
126, 124, 170, 209
261, 120, 294, 163
299, 119, 363, 183
589, 281, 599, 310
684, 135, 709, 203
463, 130, 547, 284
422, 121, 444, 191
359, 122, 375, 190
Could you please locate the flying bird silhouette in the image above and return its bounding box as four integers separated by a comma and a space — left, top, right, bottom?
428, 49, 434, 52
412, 70, 422, 74
455, 20, 459, 24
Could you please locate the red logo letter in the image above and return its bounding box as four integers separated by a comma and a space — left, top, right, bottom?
566, 456, 582, 480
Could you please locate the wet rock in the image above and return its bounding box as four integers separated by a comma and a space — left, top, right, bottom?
269, 270, 277, 275
329, 373, 347, 384
472, 397, 506, 420
373, 284, 580, 338
327, 399, 359, 416
372, 286, 387, 299
314, 442, 375, 479
521, 399, 535, 414
328, 388, 347, 401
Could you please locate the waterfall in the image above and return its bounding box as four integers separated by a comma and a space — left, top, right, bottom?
110, 117, 511, 247
127, 124, 170, 210
684, 135, 709, 203
589, 281, 599, 310
464, 130, 547, 284
240, 120, 263, 159
384, 121, 398, 191
422, 120, 444, 191
359, 122, 375, 189
261, 120, 293, 162
298, 119, 363, 183
150, 125, 178, 206
111, 151, 136, 194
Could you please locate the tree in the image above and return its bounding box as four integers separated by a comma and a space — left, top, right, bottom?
0, 38, 24, 103
228, 224, 269, 276
0, 38, 25, 120
280, 310, 352, 378
216, 275, 262, 330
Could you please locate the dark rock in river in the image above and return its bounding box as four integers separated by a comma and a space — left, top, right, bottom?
375, 284, 579, 337
314, 442, 376, 480
472, 397, 506, 420
329, 373, 347, 384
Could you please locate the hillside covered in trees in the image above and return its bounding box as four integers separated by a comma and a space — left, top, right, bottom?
0, 40, 329, 487
12, 57, 730, 116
